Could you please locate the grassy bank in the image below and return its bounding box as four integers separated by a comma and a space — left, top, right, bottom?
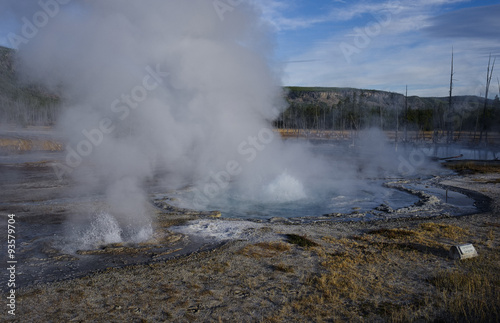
4, 215, 498, 322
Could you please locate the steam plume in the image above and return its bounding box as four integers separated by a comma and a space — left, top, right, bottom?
10, 1, 439, 242
14, 0, 285, 240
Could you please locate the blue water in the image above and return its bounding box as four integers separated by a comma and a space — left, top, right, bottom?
167, 141, 484, 219
168, 179, 420, 219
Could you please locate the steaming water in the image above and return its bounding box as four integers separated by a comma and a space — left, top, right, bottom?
78, 212, 123, 247
169, 177, 420, 219
66, 212, 153, 250
262, 172, 307, 202
165, 141, 485, 220
427, 144, 499, 160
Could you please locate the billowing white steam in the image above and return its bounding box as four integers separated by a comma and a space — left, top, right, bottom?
263, 171, 306, 202
14, 1, 286, 241
10, 1, 442, 241
80, 212, 123, 247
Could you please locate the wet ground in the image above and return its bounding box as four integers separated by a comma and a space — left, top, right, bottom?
0, 154, 488, 292
0, 159, 225, 291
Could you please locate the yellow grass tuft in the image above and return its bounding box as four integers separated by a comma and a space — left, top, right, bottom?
419, 222, 470, 240
429, 253, 500, 322
237, 242, 291, 259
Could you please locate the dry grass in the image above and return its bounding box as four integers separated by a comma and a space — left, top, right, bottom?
419, 222, 470, 240
237, 241, 291, 258
429, 253, 500, 323
5, 218, 499, 322
367, 228, 416, 239
271, 263, 295, 273
285, 234, 319, 247
444, 162, 500, 174
280, 221, 499, 322
473, 178, 500, 184
0, 137, 62, 152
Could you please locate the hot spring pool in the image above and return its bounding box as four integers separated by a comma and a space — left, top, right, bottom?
160, 142, 482, 220
165, 177, 422, 220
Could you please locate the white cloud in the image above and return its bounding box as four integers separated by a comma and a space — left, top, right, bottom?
253, 0, 330, 31
283, 34, 496, 97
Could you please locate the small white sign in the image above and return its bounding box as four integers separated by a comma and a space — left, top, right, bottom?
449, 244, 478, 260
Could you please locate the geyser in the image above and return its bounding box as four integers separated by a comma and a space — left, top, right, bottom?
10, 2, 452, 234
263, 171, 307, 203
14, 0, 286, 242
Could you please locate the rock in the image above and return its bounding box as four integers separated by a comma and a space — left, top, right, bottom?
269, 217, 289, 223
323, 213, 343, 217
209, 211, 222, 218
375, 203, 394, 213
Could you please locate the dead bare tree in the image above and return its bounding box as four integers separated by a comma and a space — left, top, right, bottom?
478, 54, 496, 144
447, 48, 454, 143
404, 85, 408, 142
395, 102, 399, 146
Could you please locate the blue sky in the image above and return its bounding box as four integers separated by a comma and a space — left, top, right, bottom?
255, 0, 500, 97
1, 0, 499, 98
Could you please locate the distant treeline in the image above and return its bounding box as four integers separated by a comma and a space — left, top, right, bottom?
277, 87, 500, 139
0, 46, 60, 126
0, 94, 60, 127
1, 45, 499, 133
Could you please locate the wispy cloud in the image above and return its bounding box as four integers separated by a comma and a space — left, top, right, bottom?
286, 41, 496, 96
275, 0, 498, 97
327, 0, 405, 22
424, 4, 500, 41
254, 0, 331, 31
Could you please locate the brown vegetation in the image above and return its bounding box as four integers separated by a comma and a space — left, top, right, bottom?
284, 222, 498, 322
0, 137, 62, 152
5, 216, 498, 322
444, 162, 500, 174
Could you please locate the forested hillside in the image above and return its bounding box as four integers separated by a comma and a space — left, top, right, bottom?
281, 87, 500, 137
